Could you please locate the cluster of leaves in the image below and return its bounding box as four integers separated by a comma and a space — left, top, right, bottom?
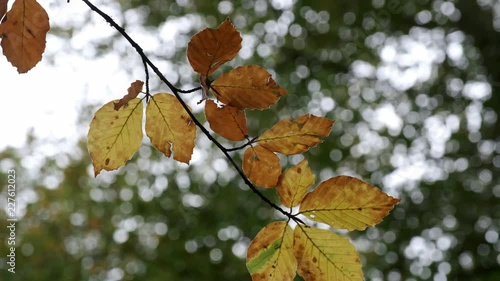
85, 18, 400, 281
0, 0, 50, 73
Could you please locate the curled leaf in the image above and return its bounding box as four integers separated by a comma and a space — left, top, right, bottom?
258, 114, 334, 155
114, 80, 144, 111
187, 18, 242, 76
0, 0, 50, 73
243, 145, 281, 188
205, 99, 248, 141
211, 65, 287, 110
88, 98, 143, 176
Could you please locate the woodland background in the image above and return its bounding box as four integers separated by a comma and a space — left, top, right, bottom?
1, 0, 499, 280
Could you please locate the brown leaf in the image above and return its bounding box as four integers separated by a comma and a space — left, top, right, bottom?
243, 145, 281, 188
211, 65, 287, 110
0, 0, 8, 21
258, 114, 334, 155
0, 0, 50, 73
187, 18, 242, 76
205, 99, 248, 141
113, 80, 144, 111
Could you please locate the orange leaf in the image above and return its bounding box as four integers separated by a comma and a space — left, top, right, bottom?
246, 222, 297, 281
0, 0, 50, 73
113, 80, 144, 111
299, 176, 401, 231
211, 65, 287, 110
187, 18, 242, 76
205, 99, 248, 141
145, 93, 197, 164
294, 225, 363, 281
243, 145, 281, 188
88, 98, 143, 176
277, 159, 315, 208
258, 114, 334, 155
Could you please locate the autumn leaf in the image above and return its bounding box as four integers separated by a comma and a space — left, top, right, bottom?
0, 0, 7, 21
258, 114, 334, 155
113, 80, 144, 111
294, 226, 363, 281
246, 222, 297, 281
277, 159, 315, 208
211, 65, 287, 110
299, 176, 401, 231
146, 93, 197, 164
88, 98, 143, 176
187, 18, 242, 76
243, 145, 281, 188
0, 0, 50, 73
205, 99, 248, 141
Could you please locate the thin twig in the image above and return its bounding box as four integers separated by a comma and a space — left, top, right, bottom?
178, 86, 202, 94
81, 0, 302, 224
225, 136, 258, 152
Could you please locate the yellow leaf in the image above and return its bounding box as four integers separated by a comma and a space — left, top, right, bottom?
258, 114, 334, 155
146, 93, 197, 164
243, 145, 281, 188
88, 98, 143, 176
246, 222, 297, 281
187, 18, 242, 76
205, 99, 248, 141
277, 159, 315, 208
0, 0, 50, 73
211, 65, 287, 110
113, 80, 144, 111
294, 226, 363, 281
299, 176, 401, 231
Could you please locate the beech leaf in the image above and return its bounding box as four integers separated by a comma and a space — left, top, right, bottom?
187, 18, 242, 76
146, 93, 197, 164
211, 65, 287, 110
277, 159, 315, 208
258, 114, 334, 155
294, 226, 363, 281
246, 221, 297, 281
113, 80, 144, 111
88, 98, 143, 176
243, 145, 281, 188
299, 176, 401, 231
0, 0, 50, 73
205, 99, 248, 141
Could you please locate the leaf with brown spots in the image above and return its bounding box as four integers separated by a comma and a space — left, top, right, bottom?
211, 65, 287, 110
258, 114, 334, 155
205, 99, 248, 141
145, 93, 197, 164
294, 225, 363, 281
88, 98, 143, 176
277, 159, 315, 208
113, 80, 144, 111
242, 145, 281, 188
246, 221, 297, 281
0, 0, 50, 73
187, 18, 241, 76
299, 176, 401, 231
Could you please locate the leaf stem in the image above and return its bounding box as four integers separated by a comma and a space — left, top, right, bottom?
81, 0, 303, 225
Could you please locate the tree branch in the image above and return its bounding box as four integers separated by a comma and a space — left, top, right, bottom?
80, 0, 302, 224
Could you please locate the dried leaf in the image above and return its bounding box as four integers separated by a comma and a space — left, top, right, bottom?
246, 221, 297, 281
258, 114, 334, 155
187, 18, 242, 76
0, 0, 50, 73
205, 99, 248, 141
145, 93, 197, 164
113, 80, 144, 111
243, 145, 281, 188
299, 176, 401, 231
294, 226, 363, 281
277, 159, 314, 208
211, 65, 287, 110
88, 98, 143, 176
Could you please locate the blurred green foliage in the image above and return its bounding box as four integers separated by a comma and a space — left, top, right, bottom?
1, 0, 500, 280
